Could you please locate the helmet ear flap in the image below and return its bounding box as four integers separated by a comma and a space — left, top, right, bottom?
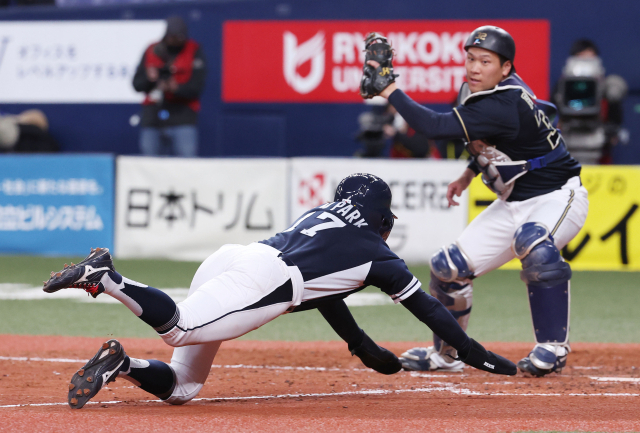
379, 213, 395, 237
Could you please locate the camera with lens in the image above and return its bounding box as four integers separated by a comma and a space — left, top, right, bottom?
158, 65, 172, 81
355, 105, 395, 157
555, 55, 628, 164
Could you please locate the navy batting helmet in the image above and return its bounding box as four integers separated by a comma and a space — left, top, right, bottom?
464, 26, 516, 65
334, 173, 396, 237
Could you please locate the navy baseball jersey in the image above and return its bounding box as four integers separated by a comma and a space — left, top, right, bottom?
388, 74, 582, 202
260, 200, 420, 311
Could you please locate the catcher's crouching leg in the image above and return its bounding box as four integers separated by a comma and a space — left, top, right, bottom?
400, 244, 473, 372
513, 222, 572, 376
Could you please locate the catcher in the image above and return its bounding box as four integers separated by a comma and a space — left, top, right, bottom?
360, 28, 588, 376
44, 173, 516, 409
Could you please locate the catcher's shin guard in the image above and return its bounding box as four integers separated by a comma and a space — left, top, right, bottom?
429, 244, 474, 362
429, 276, 473, 362
514, 223, 571, 346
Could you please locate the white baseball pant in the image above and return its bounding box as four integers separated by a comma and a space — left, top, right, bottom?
457, 176, 588, 275
164, 242, 304, 404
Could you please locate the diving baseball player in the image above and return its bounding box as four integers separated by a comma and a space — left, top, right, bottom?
359, 28, 588, 376
44, 174, 516, 409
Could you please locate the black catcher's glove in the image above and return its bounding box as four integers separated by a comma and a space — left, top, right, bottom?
349, 331, 401, 375
459, 338, 517, 375
359, 32, 399, 99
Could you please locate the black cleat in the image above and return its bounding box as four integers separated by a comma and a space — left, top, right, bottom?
43, 248, 114, 298
68, 340, 126, 409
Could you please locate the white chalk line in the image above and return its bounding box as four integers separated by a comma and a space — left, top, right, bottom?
590, 377, 640, 383
4, 356, 638, 381
2, 384, 640, 409
1, 356, 639, 409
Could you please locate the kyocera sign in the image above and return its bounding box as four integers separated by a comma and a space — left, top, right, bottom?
222, 20, 549, 103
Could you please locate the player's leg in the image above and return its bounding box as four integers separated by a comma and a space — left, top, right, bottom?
43, 248, 182, 335
401, 200, 517, 371
114, 252, 233, 406
61, 245, 276, 408
139, 127, 161, 156
166, 124, 199, 157
118, 341, 222, 405
516, 179, 588, 376
67, 338, 179, 408
44, 244, 300, 346
115, 244, 301, 403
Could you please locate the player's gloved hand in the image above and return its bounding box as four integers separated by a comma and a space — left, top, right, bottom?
458, 338, 517, 375
360, 32, 399, 99
349, 331, 402, 375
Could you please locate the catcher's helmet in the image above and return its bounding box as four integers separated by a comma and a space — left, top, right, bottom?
464, 26, 515, 64
334, 173, 396, 237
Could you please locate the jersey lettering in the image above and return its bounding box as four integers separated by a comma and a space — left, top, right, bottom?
534, 109, 560, 149
336, 205, 351, 216
354, 218, 368, 228
520, 91, 535, 110
521, 89, 560, 151
300, 212, 347, 237
282, 212, 314, 233
330, 201, 348, 211
345, 209, 361, 223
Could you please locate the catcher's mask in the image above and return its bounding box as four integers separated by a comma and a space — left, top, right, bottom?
334, 173, 397, 238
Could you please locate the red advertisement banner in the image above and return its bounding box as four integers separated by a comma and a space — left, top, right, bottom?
223, 20, 549, 104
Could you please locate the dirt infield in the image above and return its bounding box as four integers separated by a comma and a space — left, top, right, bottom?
1, 335, 639, 432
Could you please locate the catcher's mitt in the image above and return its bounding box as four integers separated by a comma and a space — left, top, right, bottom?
359, 32, 398, 99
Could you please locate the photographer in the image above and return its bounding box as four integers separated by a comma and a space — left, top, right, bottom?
354, 102, 394, 157
354, 102, 432, 158
133, 16, 206, 157
553, 39, 628, 164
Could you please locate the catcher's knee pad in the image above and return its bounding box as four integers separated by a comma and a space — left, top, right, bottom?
429, 273, 473, 359
513, 222, 571, 344
513, 222, 571, 287
431, 243, 474, 283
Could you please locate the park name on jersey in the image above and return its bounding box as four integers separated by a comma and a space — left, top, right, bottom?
319, 200, 368, 228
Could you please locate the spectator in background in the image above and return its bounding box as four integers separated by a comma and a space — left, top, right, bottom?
553, 39, 628, 164
0, 109, 59, 153
354, 102, 394, 157
385, 105, 433, 158
133, 16, 206, 157
355, 102, 434, 158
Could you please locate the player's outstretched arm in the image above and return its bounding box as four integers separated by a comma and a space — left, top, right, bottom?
400, 289, 516, 375
317, 300, 401, 375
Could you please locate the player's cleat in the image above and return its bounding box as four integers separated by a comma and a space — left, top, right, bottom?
399, 346, 464, 372
68, 340, 126, 409
43, 248, 114, 298
517, 344, 569, 377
